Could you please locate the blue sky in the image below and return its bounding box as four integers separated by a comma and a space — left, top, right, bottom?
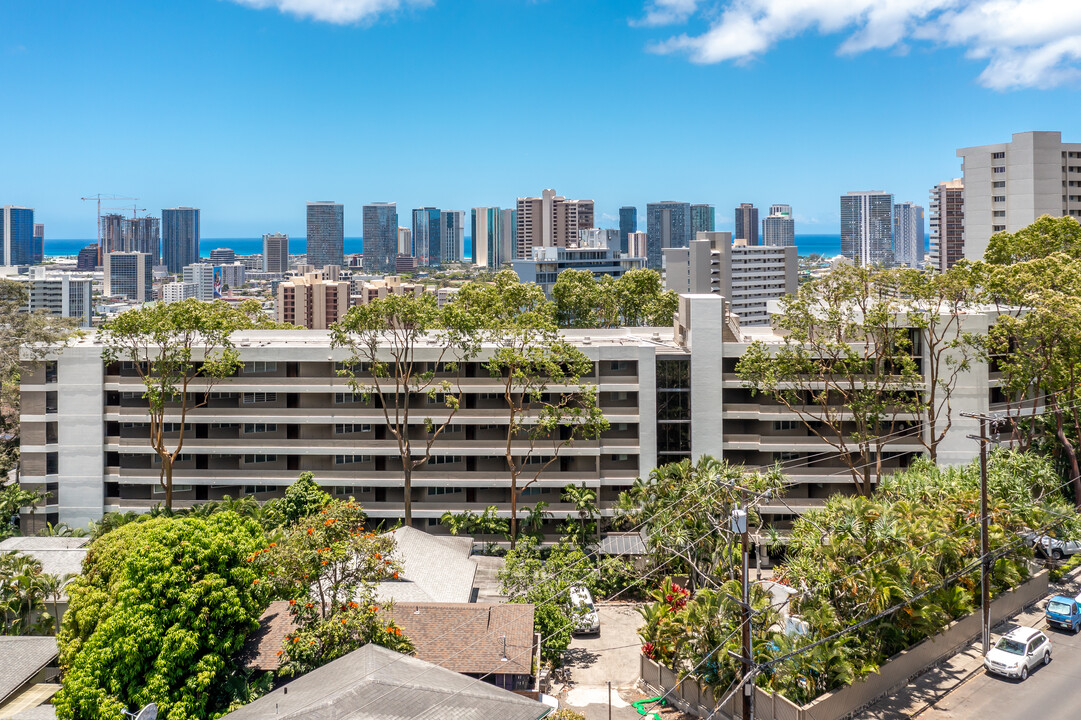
3, 0, 1079, 238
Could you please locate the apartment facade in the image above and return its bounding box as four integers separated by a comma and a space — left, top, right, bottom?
957, 131, 1081, 261
411, 208, 441, 267
664, 232, 797, 326
183, 263, 217, 301
619, 207, 637, 254
645, 201, 692, 270
762, 205, 795, 248
263, 233, 289, 274
928, 179, 965, 273
306, 202, 344, 270
277, 272, 351, 329
20, 293, 992, 532
2, 205, 35, 267
515, 189, 594, 259
18, 268, 93, 327
103, 251, 154, 301
440, 211, 465, 265
162, 207, 200, 274
893, 202, 926, 268
734, 203, 759, 246
512, 243, 646, 298
841, 191, 894, 266
471, 207, 507, 269
362, 203, 398, 275
690, 204, 715, 236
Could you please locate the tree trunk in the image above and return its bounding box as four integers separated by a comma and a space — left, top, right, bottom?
1054, 411, 1081, 510
403, 466, 412, 527
510, 485, 519, 550
163, 457, 174, 511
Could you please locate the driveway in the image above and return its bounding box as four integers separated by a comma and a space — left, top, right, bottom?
561, 603, 648, 720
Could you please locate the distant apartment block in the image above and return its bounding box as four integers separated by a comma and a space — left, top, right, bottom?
76, 245, 99, 271
2, 205, 35, 266
219, 262, 246, 288
411, 208, 441, 267
472, 207, 507, 269
627, 231, 648, 258
664, 232, 797, 326
362, 203, 398, 275
104, 252, 154, 301
512, 241, 645, 298
734, 203, 759, 246
515, 189, 594, 259
645, 201, 692, 269
893, 202, 926, 268
306, 202, 344, 270
395, 254, 417, 273
956, 131, 1081, 261
762, 204, 795, 248
397, 227, 412, 257
929, 179, 965, 273
162, 281, 197, 303
690, 204, 715, 236
351, 275, 425, 305
501, 209, 517, 263
17, 267, 93, 327
32, 224, 44, 264
277, 271, 351, 329
619, 206, 637, 254
440, 211, 465, 264
841, 191, 894, 266
210, 248, 235, 264
263, 233, 289, 274
183, 263, 217, 301
162, 207, 200, 273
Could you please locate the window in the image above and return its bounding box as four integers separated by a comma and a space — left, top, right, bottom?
992, 151, 1005, 159
426, 393, 446, 405
46, 452, 58, 475
425, 456, 463, 465
244, 361, 277, 374
210, 391, 237, 399
334, 392, 364, 404
993, 166, 1006, 174
772, 420, 799, 431
442, 424, 463, 434
334, 455, 372, 465
155, 484, 192, 494
243, 423, 277, 434
993, 181, 1006, 189
334, 423, 372, 434
773, 451, 800, 463
524, 455, 553, 466
993, 195, 1006, 202
161, 423, 193, 433
521, 487, 546, 497
426, 487, 461, 496
609, 361, 630, 372
44, 361, 57, 383
120, 391, 140, 400
993, 210, 1006, 217
244, 485, 278, 494
332, 486, 371, 495
242, 392, 277, 404
993, 225, 1006, 232
243, 454, 278, 463
611, 453, 630, 462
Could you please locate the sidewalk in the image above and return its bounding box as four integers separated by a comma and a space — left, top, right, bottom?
854, 565, 1081, 719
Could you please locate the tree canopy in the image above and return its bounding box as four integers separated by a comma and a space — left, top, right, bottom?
550, 268, 678, 328
55, 512, 266, 720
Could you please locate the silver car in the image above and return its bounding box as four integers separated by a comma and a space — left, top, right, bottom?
984, 627, 1051, 680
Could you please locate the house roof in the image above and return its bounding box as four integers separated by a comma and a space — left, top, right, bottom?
0, 637, 58, 707
240, 601, 296, 672
0, 537, 89, 581
12, 706, 57, 720
375, 527, 477, 605
597, 531, 647, 556
385, 603, 536, 677
221, 643, 550, 720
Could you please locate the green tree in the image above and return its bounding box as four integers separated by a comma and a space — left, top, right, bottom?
0, 278, 77, 477
984, 215, 1081, 265
331, 293, 480, 525
615, 268, 678, 327
735, 264, 923, 495
261, 471, 332, 529
97, 299, 286, 510
253, 499, 412, 676
54, 512, 266, 720
560, 484, 598, 547
551, 270, 619, 328
454, 271, 608, 546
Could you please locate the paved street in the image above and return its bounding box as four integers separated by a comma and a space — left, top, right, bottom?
560, 603, 649, 720
919, 622, 1081, 720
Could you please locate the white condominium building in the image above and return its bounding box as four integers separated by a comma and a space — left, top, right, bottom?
957, 130, 1081, 261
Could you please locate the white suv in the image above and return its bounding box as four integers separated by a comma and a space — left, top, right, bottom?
569, 585, 600, 635
984, 627, 1051, 680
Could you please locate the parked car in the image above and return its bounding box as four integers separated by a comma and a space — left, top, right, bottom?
984, 626, 1051, 680
1046, 594, 1081, 632
569, 585, 600, 635
1020, 532, 1081, 561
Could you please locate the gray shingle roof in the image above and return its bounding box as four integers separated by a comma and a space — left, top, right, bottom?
0, 537, 89, 580
221, 644, 550, 720
12, 705, 57, 719
0, 637, 58, 706
375, 527, 477, 605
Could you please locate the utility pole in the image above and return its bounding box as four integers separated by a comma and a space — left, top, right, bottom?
963, 411, 1001, 656
732, 494, 753, 720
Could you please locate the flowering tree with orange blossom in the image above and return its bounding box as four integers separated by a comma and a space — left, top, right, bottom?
253, 499, 413, 676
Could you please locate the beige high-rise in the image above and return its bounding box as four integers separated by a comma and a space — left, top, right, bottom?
515, 189, 594, 259
277, 272, 351, 329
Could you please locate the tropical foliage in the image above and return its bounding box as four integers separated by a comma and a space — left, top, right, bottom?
55, 512, 266, 720
0, 550, 68, 635
550, 268, 678, 328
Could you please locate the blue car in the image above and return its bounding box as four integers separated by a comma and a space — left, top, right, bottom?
1045, 593, 1081, 632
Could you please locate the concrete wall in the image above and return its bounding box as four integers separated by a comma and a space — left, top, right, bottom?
641, 570, 1049, 720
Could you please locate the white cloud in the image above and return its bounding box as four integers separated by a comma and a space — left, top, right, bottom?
645, 0, 1081, 90
228, 0, 432, 24
633, 0, 701, 27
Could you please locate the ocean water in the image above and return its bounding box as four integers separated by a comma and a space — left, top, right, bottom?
45, 234, 844, 259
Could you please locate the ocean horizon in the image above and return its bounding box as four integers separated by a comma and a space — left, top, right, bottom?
42, 234, 849, 260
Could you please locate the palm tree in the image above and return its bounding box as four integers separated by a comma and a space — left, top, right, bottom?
561, 484, 598, 548
521, 502, 552, 540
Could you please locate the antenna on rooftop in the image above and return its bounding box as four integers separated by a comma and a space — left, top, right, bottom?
123, 704, 157, 720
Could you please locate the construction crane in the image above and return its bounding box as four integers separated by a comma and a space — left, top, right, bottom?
81, 193, 138, 265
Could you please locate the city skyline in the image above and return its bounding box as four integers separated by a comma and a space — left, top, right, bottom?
3, 2, 1078, 238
